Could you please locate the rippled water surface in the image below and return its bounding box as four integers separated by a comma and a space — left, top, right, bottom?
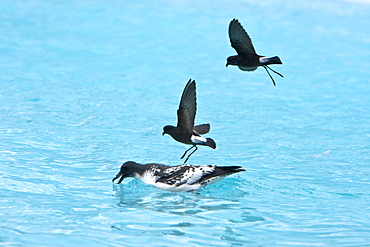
1, 0, 370, 246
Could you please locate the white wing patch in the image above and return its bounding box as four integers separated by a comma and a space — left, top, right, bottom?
186, 165, 215, 185
155, 165, 217, 192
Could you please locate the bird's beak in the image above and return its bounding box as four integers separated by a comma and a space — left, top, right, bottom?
162, 132, 165, 136
226, 62, 229, 67
112, 171, 125, 184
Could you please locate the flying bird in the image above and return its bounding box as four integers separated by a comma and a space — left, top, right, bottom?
112, 161, 245, 192
226, 18, 283, 86
162, 79, 216, 163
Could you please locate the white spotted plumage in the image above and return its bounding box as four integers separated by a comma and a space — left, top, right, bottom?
135, 164, 226, 192
113, 161, 245, 192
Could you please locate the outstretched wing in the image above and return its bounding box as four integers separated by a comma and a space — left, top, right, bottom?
229, 18, 256, 55
177, 79, 196, 132
193, 123, 210, 135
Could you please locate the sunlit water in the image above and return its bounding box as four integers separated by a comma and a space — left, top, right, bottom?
1, 0, 370, 246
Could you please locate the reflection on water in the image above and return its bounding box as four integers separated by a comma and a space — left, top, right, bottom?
112, 178, 250, 214
111, 179, 265, 245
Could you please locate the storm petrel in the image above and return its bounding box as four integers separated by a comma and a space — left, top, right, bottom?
162, 79, 216, 163
226, 18, 283, 86
112, 161, 245, 192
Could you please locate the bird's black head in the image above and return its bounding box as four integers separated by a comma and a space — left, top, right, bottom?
226, 55, 240, 67
112, 161, 137, 184
162, 125, 176, 136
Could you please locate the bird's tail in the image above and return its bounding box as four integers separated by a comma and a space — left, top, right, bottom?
205, 138, 216, 149
219, 166, 246, 175
205, 166, 245, 179
261, 56, 282, 65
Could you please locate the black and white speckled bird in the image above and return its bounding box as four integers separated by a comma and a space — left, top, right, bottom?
226, 18, 283, 86
162, 79, 216, 163
112, 161, 245, 192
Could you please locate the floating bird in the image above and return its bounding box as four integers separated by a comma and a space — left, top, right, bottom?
112, 161, 245, 192
226, 18, 283, 86
162, 79, 216, 163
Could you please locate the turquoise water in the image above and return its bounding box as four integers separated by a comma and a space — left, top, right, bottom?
1, 0, 370, 246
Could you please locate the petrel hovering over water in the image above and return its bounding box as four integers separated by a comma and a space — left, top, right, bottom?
162, 79, 216, 163
226, 18, 283, 86
112, 161, 245, 192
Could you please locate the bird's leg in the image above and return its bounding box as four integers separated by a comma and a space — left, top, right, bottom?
264, 65, 284, 78
263, 65, 277, 86
266, 65, 284, 78
181, 145, 196, 159
183, 146, 198, 164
